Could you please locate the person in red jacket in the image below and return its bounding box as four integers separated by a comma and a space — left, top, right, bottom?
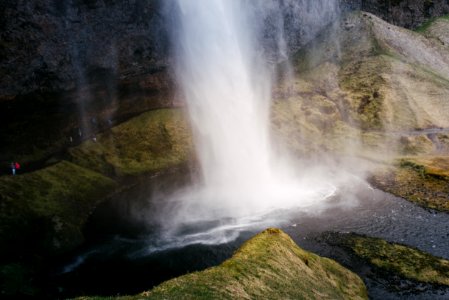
11, 162, 21, 175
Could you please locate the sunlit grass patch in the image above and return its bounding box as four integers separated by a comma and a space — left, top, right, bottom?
69, 109, 193, 177
339, 233, 449, 286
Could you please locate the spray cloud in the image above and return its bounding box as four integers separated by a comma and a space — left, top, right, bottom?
153, 0, 342, 249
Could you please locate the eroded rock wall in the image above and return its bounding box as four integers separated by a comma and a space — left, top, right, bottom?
1, 0, 448, 164
3, 0, 448, 98
0, 0, 174, 163
344, 0, 449, 28
0, 0, 168, 98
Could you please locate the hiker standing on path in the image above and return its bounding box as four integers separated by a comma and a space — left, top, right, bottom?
10, 162, 15, 176
15, 162, 20, 174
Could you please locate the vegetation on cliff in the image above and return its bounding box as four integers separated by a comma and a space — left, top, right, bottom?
68, 109, 193, 177
0, 161, 116, 255
77, 229, 367, 300
272, 13, 449, 213
0, 108, 192, 259
0, 161, 116, 296
0, 108, 193, 297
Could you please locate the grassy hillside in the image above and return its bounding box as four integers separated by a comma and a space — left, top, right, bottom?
274, 13, 449, 151
0, 108, 193, 297
0, 161, 117, 296
272, 13, 449, 211
69, 108, 193, 177
0, 161, 116, 255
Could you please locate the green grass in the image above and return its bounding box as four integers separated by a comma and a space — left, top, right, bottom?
340, 233, 449, 286
415, 15, 449, 33
69, 109, 193, 177
0, 161, 117, 255
399, 159, 427, 177
77, 229, 367, 300
370, 157, 449, 212
338, 56, 388, 131
0, 161, 117, 297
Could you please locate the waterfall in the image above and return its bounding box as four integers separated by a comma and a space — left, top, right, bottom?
156, 0, 339, 246
174, 0, 277, 211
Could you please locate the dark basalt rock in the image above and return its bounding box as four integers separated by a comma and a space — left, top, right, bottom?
0, 0, 168, 98
343, 0, 449, 28
2, 0, 447, 100
0, 0, 174, 164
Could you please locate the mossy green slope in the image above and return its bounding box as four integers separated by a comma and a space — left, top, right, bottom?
79, 228, 367, 300
1, 109, 192, 297
0, 161, 116, 255
272, 13, 449, 213
69, 108, 193, 177
273, 13, 449, 158
339, 233, 449, 286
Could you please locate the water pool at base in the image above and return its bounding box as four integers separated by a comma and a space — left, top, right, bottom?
53, 176, 449, 299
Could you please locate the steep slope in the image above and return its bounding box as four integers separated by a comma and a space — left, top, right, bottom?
68, 108, 193, 177
272, 12, 449, 211
273, 12, 449, 156
0, 108, 192, 297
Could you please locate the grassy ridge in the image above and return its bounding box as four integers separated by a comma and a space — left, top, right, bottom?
78, 229, 367, 300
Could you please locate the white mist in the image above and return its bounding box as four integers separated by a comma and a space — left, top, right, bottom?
175, 0, 278, 211
156, 0, 338, 246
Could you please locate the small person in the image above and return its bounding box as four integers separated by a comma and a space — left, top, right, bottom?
10, 162, 15, 176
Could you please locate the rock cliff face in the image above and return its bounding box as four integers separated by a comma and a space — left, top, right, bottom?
0, 0, 340, 101
345, 0, 449, 28
2, 0, 447, 100
0, 0, 175, 164
0, 0, 448, 172
0, 0, 336, 164
0, 0, 168, 98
